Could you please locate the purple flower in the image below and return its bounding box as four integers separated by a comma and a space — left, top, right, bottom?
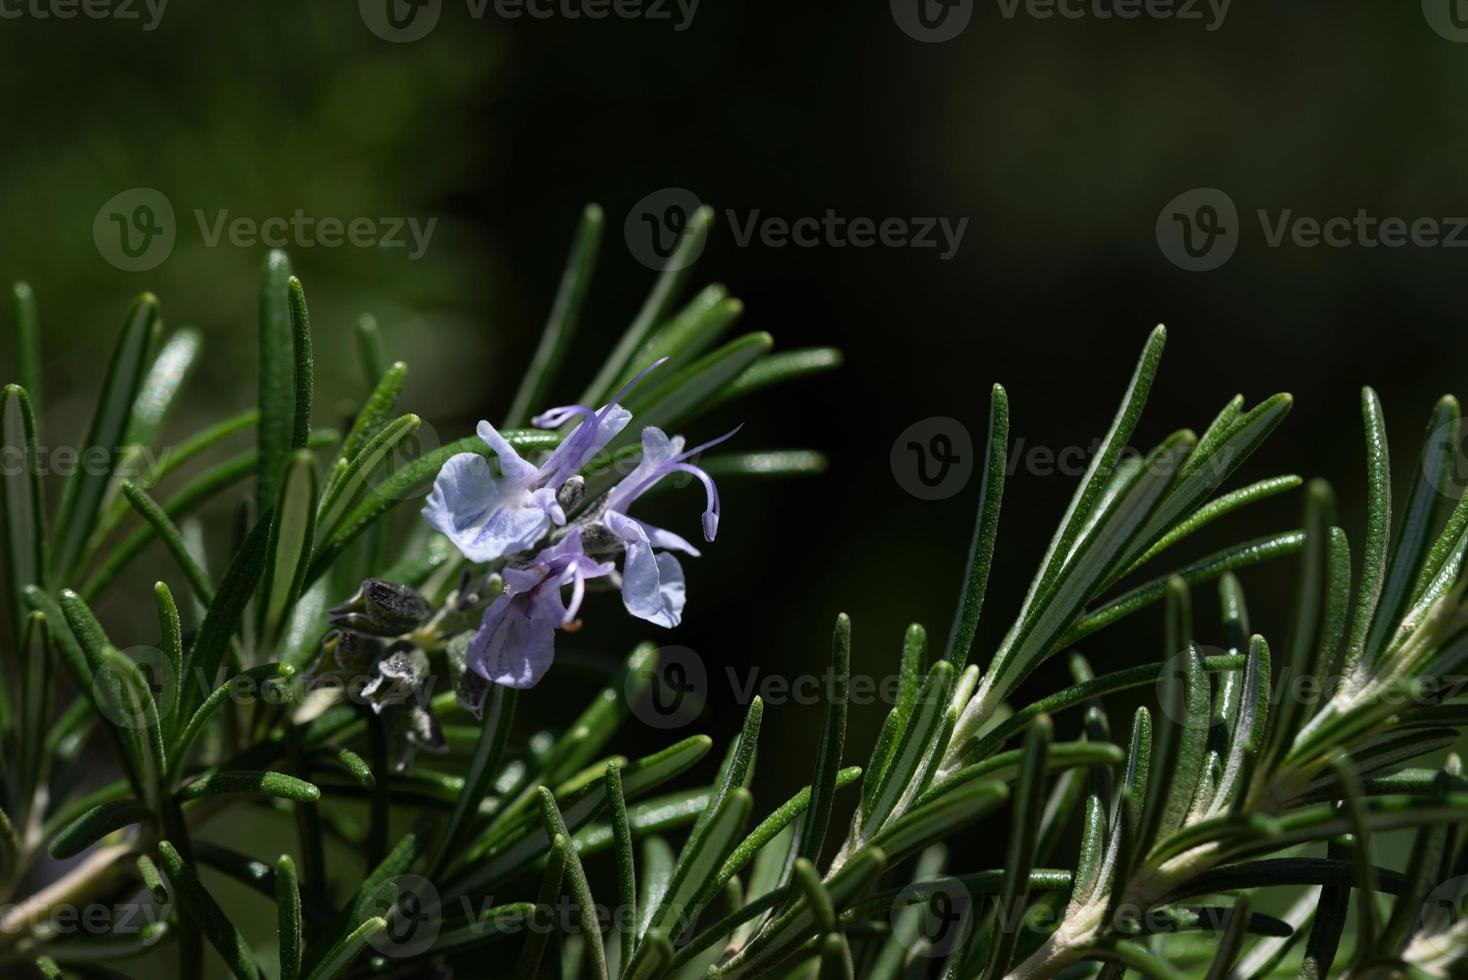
421, 363, 662, 564
466, 529, 614, 690
602, 425, 738, 628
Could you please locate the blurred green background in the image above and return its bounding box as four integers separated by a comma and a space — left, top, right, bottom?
3, 1, 1468, 971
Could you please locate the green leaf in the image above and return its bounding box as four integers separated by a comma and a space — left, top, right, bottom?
179, 513, 272, 720
696, 450, 828, 481
623, 332, 773, 435
276, 854, 302, 980
946, 384, 1008, 670
49, 798, 151, 859
178, 771, 320, 803
1333, 755, 1380, 959
607, 762, 637, 969
1366, 396, 1460, 668
16, 611, 49, 825
1061, 531, 1305, 648
302, 916, 385, 980
862, 660, 953, 837
1254, 480, 1334, 789
338, 361, 408, 467
1122, 476, 1302, 577
306, 429, 558, 581
316, 414, 419, 542
52, 294, 159, 580
714, 767, 863, 895
868, 777, 1009, 865
539, 788, 610, 980
788, 614, 850, 873
793, 858, 836, 933
1344, 388, 1391, 676
507, 204, 604, 426
429, 902, 536, 956
430, 684, 515, 877
259, 450, 318, 646
706, 346, 843, 410
648, 787, 753, 940
982, 717, 1051, 979
621, 928, 674, 980
169, 663, 296, 778
1019, 326, 1167, 639
1379, 774, 1451, 956
80, 428, 337, 602
616, 284, 743, 390
101, 648, 166, 811
257, 250, 295, 513
127, 327, 202, 448
1139, 638, 1210, 854
715, 846, 887, 979
580, 204, 714, 406
158, 839, 260, 980
119, 483, 213, 603
13, 282, 41, 414
286, 278, 314, 451
2, 385, 45, 649
514, 835, 570, 980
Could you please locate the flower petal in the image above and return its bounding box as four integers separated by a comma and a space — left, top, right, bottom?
468, 595, 559, 690
608, 512, 686, 628
422, 451, 557, 563
477, 420, 539, 483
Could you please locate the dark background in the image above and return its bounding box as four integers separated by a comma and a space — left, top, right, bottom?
2, 0, 1466, 923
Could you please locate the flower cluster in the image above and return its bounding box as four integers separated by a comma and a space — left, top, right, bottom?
423, 365, 735, 702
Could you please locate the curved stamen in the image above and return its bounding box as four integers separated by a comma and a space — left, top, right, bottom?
533, 405, 595, 429
668, 462, 721, 540
610, 424, 743, 510
564, 563, 587, 625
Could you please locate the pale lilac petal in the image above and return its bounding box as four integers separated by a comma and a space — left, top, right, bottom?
541, 404, 633, 486
468, 595, 559, 690
608, 512, 685, 628
460, 499, 555, 564
636, 519, 701, 557
477, 421, 539, 484
423, 452, 547, 562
